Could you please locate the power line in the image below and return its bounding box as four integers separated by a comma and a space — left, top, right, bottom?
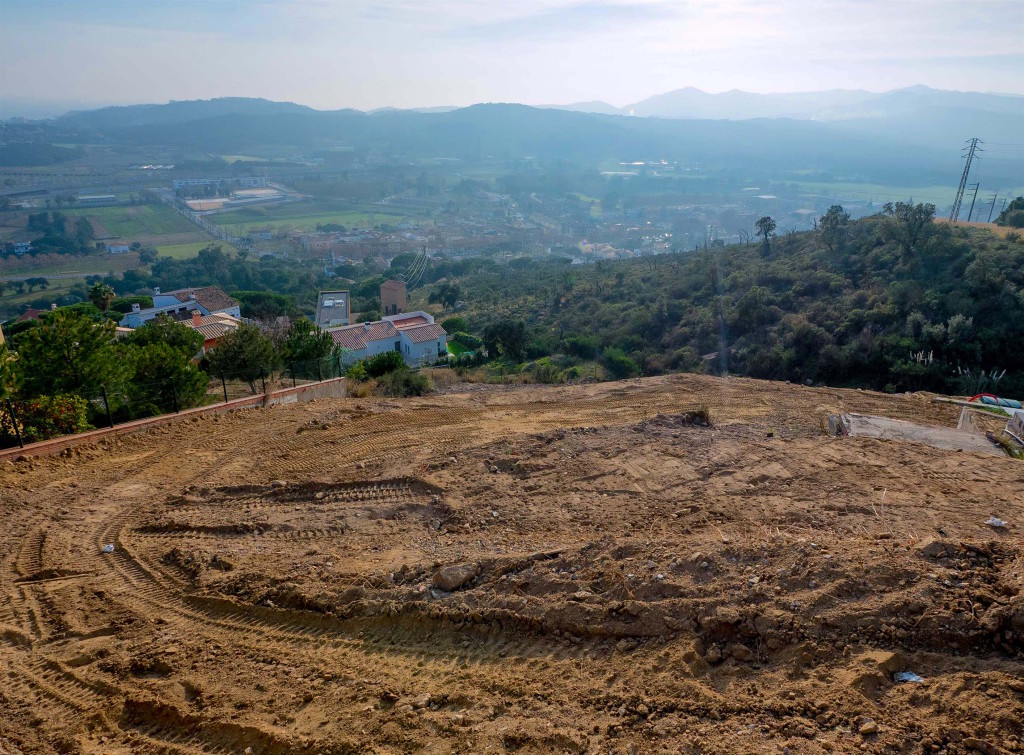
949, 138, 983, 224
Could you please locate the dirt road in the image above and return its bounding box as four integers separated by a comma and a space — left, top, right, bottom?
1, 374, 1021, 754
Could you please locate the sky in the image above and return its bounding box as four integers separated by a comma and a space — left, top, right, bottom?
2, 0, 1023, 114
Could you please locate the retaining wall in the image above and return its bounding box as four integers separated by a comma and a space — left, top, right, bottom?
0, 377, 346, 461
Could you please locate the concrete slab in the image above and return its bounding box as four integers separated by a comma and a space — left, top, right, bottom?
843, 413, 1001, 455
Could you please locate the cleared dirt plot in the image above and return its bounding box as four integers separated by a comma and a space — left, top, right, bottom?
0, 374, 1021, 754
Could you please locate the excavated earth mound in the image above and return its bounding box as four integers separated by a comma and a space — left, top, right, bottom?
0, 374, 1021, 754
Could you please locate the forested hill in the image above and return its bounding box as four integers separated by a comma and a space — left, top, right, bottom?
426, 206, 1024, 396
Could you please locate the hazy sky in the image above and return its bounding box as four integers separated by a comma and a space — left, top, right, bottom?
2, 0, 1023, 112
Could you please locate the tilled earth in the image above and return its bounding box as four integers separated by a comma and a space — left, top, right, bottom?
0, 374, 1021, 754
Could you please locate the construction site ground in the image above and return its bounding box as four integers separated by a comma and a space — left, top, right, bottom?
0, 373, 1021, 754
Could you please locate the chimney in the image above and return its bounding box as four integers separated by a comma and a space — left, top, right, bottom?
188, 291, 196, 301
364, 322, 370, 331
51, 303, 57, 311
132, 303, 141, 313
153, 286, 160, 296
192, 311, 202, 326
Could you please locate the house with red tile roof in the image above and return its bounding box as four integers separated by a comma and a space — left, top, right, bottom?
330, 311, 447, 367
398, 322, 448, 365
183, 311, 241, 355
329, 320, 400, 365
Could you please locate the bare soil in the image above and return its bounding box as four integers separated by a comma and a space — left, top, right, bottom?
1, 374, 1021, 754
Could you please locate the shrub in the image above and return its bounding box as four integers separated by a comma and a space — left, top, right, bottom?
564, 335, 600, 359
0, 393, 92, 446
377, 370, 433, 397
602, 347, 640, 379
345, 361, 369, 381
531, 358, 562, 384
441, 316, 468, 334
365, 350, 406, 377
452, 331, 482, 350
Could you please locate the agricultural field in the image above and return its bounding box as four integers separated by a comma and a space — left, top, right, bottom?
1, 374, 1020, 754
155, 241, 238, 260
83, 204, 203, 241
0, 276, 81, 310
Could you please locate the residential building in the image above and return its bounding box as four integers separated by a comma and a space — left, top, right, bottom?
380, 279, 407, 315
330, 320, 400, 365
15, 308, 46, 323
154, 287, 241, 318
315, 290, 350, 328
11, 242, 31, 256
330, 311, 447, 367
398, 323, 447, 366
120, 286, 240, 328
183, 311, 241, 354
105, 242, 131, 254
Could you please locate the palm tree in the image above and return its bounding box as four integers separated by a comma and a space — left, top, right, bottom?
88, 282, 116, 312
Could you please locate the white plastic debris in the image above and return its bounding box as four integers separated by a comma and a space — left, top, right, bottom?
893, 671, 924, 683
986, 517, 1008, 528
102, 544, 115, 553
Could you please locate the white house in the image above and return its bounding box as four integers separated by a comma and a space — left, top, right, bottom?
399, 323, 448, 366
330, 320, 401, 365
329, 312, 448, 367
105, 242, 131, 254
120, 286, 240, 328
153, 287, 241, 319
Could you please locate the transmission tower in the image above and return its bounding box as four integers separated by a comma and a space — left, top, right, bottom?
949, 138, 983, 223
966, 183, 980, 222
986, 194, 998, 223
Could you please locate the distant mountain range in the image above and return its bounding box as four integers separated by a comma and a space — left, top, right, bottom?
39, 86, 1023, 156
546, 86, 1024, 152
570, 85, 1023, 121
3, 87, 1021, 190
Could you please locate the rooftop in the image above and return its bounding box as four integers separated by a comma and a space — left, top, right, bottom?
402, 323, 447, 344
162, 286, 239, 313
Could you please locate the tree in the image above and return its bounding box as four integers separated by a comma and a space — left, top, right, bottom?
206, 323, 275, 392
881, 202, 935, 258
126, 314, 203, 356
24, 277, 48, 292
429, 282, 463, 310
482, 320, 527, 361
88, 282, 116, 311
13, 309, 122, 397
755, 216, 776, 256
0, 345, 17, 401
139, 246, 159, 264
75, 217, 94, 244
125, 341, 208, 414
995, 197, 1024, 228
280, 317, 336, 376
819, 205, 851, 256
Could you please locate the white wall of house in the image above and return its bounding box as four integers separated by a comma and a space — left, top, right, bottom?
400, 332, 447, 366
366, 335, 400, 359
339, 347, 367, 366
